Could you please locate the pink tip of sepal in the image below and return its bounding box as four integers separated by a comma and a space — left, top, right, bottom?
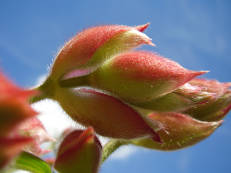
146, 39, 155, 47
136, 23, 150, 32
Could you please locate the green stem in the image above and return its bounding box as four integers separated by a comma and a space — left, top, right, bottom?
101, 139, 129, 164
29, 90, 47, 104
29, 77, 55, 104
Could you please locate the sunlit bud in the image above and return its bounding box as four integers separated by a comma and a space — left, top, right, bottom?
183, 79, 231, 121
132, 112, 222, 151
88, 51, 205, 103
50, 24, 153, 80
54, 87, 161, 142
134, 82, 215, 112
54, 127, 102, 173
134, 92, 194, 112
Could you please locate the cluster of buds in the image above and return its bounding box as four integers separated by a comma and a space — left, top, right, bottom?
34, 23, 231, 171
1, 23, 230, 173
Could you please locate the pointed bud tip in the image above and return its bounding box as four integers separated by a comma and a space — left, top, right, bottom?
136, 23, 150, 32
204, 120, 223, 133
214, 120, 223, 127
128, 29, 155, 47
143, 36, 155, 47
196, 70, 209, 76
147, 39, 156, 47
222, 104, 231, 117
189, 70, 208, 80
84, 127, 95, 137
135, 23, 156, 47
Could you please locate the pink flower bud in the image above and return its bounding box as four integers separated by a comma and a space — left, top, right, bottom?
37, 24, 229, 148
134, 80, 219, 112
54, 127, 102, 173
183, 79, 231, 121
54, 87, 161, 142
134, 92, 194, 112
132, 112, 222, 151
50, 24, 153, 80
88, 51, 205, 103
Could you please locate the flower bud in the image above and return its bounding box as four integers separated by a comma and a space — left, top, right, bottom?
54, 87, 161, 142
88, 51, 205, 103
37, 24, 229, 151
134, 82, 215, 112
134, 92, 194, 112
132, 112, 222, 151
183, 79, 231, 121
54, 127, 102, 173
50, 24, 153, 80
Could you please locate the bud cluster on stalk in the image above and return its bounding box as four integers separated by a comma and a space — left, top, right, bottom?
38, 23, 230, 152
0, 23, 230, 173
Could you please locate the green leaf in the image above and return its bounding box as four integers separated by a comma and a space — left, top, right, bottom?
13, 151, 52, 173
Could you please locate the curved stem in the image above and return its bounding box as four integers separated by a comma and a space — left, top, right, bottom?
101, 139, 129, 164
29, 77, 55, 104
29, 91, 47, 104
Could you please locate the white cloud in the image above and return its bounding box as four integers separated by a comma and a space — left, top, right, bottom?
35, 74, 47, 87
109, 145, 138, 160
13, 170, 30, 173
32, 99, 82, 138
98, 136, 110, 146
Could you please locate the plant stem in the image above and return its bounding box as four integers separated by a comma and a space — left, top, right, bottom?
101, 139, 129, 163
29, 91, 46, 104
29, 77, 55, 104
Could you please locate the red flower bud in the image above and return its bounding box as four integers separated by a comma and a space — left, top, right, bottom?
89, 51, 205, 103
54, 87, 161, 141
183, 79, 231, 121
37, 24, 229, 149
132, 112, 222, 151
54, 127, 102, 173
50, 24, 153, 80
134, 92, 194, 112
134, 81, 216, 112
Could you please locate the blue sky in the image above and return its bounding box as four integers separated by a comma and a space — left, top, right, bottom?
1, 0, 231, 173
